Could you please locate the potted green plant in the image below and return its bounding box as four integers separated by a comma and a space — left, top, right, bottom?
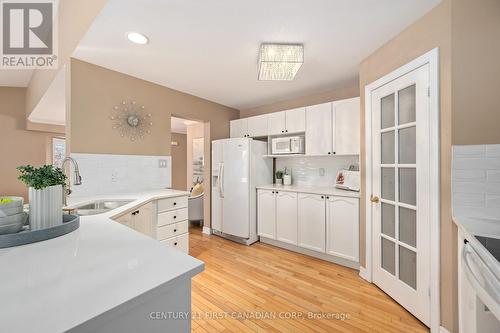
17, 165, 66, 230
275, 170, 284, 185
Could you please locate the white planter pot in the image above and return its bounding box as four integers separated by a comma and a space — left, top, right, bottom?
29, 185, 63, 230
275, 178, 283, 185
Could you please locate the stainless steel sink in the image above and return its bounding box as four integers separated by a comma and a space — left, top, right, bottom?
73, 199, 134, 216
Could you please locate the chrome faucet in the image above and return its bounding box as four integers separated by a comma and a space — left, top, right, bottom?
62, 157, 82, 206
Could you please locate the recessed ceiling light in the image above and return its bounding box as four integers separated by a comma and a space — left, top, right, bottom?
258, 44, 304, 81
126, 32, 149, 45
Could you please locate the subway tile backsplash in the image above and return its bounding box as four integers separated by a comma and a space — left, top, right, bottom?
452, 144, 500, 219
275, 156, 359, 187
69, 153, 171, 197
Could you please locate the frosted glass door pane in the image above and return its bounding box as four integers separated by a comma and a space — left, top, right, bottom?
381, 94, 395, 129
399, 247, 417, 289
398, 85, 416, 124
381, 131, 395, 164
381, 168, 395, 201
399, 127, 416, 164
399, 168, 416, 206
381, 203, 395, 238
399, 207, 416, 247
381, 238, 395, 275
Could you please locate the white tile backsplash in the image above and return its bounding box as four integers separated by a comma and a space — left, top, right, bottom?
453, 144, 500, 219
69, 153, 171, 197
275, 156, 359, 187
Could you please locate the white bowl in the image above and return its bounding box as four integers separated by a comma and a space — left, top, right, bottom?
0, 212, 28, 226
0, 221, 24, 235
0, 205, 24, 218
0, 197, 24, 209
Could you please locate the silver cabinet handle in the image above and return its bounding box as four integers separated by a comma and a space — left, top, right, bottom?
220, 162, 225, 198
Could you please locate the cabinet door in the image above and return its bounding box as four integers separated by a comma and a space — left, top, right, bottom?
298, 193, 326, 252
257, 190, 276, 239
305, 103, 332, 156
275, 191, 298, 245
133, 202, 153, 237
268, 111, 286, 135
247, 114, 268, 137
326, 197, 359, 261
285, 107, 306, 134
230, 118, 248, 138
333, 97, 360, 155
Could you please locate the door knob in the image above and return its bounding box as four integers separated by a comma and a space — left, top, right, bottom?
371, 195, 380, 203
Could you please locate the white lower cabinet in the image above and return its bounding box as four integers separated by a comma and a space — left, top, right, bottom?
113, 195, 190, 254
298, 193, 326, 252
276, 191, 298, 245
326, 196, 359, 261
257, 190, 276, 239
257, 188, 360, 268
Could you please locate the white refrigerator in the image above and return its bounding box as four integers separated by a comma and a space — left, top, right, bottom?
211, 138, 272, 245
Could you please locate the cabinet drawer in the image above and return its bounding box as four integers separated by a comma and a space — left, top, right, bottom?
160, 233, 189, 253
157, 196, 188, 212
158, 208, 188, 226
157, 220, 188, 241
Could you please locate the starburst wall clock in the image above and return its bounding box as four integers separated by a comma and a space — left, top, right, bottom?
110, 100, 153, 141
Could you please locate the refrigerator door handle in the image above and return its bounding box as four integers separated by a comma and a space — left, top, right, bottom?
220, 162, 224, 198
216, 162, 222, 191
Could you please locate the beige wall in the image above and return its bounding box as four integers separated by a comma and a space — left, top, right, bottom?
70, 59, 239, 155
240, 83, 359, 117
186, 122, 205, 189
26, 0, 108, 119
0, 88, 56, 201
171, 133, 187, 191
451, 0, 500, 144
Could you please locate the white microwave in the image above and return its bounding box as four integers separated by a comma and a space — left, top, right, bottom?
271, 136, 305, 155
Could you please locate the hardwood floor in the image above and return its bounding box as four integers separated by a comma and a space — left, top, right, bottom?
189, 226, 428, 333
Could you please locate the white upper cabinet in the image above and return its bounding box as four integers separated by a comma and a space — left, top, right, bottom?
285, 107, 306, 134
305, 102, 332, 156
257, 189, 276, 239
230, 118, 247, 138
275, 191, 298, 245
247, 114, 268, 137
332, 97, 360, 155
326, 196, 359, 262
268, 111, 286, 135
298, 193, 326, 252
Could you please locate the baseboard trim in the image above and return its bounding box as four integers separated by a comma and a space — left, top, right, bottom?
202, 226, 212, 235
260, 237, 359, 270
359, 266, 370, 282
439, 326, 451, 333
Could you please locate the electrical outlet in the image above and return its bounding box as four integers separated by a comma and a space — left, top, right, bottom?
158, 159, 168, 168
319, 168, 325, 176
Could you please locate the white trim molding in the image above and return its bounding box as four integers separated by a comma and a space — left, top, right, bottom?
439, 326, 451, 333
202, 226, 212, 235
363, 48, 440, 333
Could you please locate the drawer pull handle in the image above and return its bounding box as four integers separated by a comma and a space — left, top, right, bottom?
174, 229, 177, 232
174, 242, 178, 246
173, 202, 177, 206
173, 216, 177, 219
321, 196, 324, 199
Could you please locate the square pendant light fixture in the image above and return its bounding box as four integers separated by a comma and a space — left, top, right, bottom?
258, 44, 304, 81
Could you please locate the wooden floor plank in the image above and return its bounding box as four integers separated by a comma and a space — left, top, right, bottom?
190, 226, 428, 333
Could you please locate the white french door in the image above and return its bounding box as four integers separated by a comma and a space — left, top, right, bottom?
371, 64, 431, 326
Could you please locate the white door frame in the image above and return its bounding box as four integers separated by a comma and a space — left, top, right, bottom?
362, 48, 440, 332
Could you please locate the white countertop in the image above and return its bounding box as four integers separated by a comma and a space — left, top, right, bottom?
0, 189, 203, 333
256, 184, 360, 198
453, 214, 500, 240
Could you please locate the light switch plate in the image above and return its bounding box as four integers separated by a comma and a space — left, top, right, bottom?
158, 159, 168, 168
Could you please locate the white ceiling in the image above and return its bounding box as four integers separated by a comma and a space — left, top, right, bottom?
171, 116, 200, 134
0, 70, 33, 87
74, 0, 441, 110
